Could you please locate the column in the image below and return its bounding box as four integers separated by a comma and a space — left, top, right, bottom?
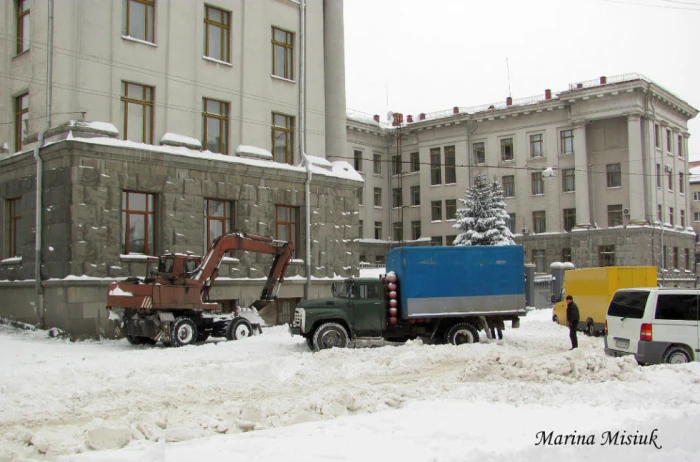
323, 0, 348, 160
573, 122, 591, 229
627, 113, 646, 224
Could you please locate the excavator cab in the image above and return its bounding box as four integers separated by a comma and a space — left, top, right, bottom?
153, 254, 202, 282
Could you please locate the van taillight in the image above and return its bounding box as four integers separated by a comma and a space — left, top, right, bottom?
640, 323, 653, 341
605, 320, 608, 336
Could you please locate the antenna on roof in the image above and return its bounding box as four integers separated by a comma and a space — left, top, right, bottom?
506, 57, 512, 98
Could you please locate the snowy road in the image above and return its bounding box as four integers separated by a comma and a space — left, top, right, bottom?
1, 309, 699, 461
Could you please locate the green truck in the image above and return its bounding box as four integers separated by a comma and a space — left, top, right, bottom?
290, 245, 528, 351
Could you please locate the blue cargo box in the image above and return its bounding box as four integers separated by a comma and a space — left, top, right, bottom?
386, 246, 527, 319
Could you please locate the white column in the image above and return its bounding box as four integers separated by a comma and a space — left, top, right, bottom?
573, 122, 591, 229
627, 113, 646, 223
323, 0, 347, 160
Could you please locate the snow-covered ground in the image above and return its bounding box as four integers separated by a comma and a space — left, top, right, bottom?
1, 309, 699, 461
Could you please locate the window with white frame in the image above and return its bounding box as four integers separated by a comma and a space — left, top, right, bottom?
530, 134, 543, 158
431, 200, 442, 221
123, 0, 155, 43
445, 199, 457, 220
410, 186, 420, 206
606, 164, 621, 188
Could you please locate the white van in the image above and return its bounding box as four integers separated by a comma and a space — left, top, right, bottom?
605, 288, 699, 365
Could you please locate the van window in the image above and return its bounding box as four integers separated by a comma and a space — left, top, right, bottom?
655, 294, 699, 321
607, 291, 649, 319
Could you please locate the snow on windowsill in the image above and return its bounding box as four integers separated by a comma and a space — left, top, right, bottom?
222, 257, 240, 264
119, 254, 156, 261
1, 257, 22, 265
290, 259, 305, 264
235, 145, 273, 160
203, 56, 233, 67
160, 132, 203, 149
69, 120, 119, 135
121, 35, 157, 47
271, 75, 296, 84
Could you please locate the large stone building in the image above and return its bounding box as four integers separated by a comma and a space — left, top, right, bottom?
350, 75, 698, 286
0, 0, 360, 336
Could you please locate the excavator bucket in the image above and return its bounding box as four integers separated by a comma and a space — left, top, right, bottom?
252, 299, 271, 310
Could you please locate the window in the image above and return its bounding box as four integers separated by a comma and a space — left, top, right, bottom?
373, 188, 382, 207
359, 220, 363, 238
606, 163, 621, 188
666, 129, 672, 152
411, 221, 421, 240
502, 175, 515, 198
445, 199, 457, 220
410, 152, 419, 172
663, 245, 667, 269
393, 222, 403, 242
357, 189, 363, 206
655, 294, 698, 321
656, 164, 661, 188
599, 245, 615, 267
669, 207, 674, 226
530, 134, 543, 158
507, 213, 516, 234
444, 146, 456, 183
430, 148, 442, 185
6, 198, 22, 257
667, 169, 673, 191
354, 150, 363, 172
431, 201, 442, 221
204, 199, 233, 248
122, 191, 156, 254
560, 130, 574, 155
431, 236, 443, 246
392, 155, 402, 176
204, 5, 230, 62
202, 98, 228, 154
562, 248, 572, 263
533, 211, 546, 234
121, 82, 154, 144
446, 235, 457, 246
123, 0, 155, 43
392, 188, 402, 208
272, 112, 294, 164
654, 124, 660, 148
276, 205, 299, 255
374, 221, 382, 240
679, 172, 684, 194
659, 205, 663, 222
562, 168, 575, 193
473, 142, 485, 164
14, 93, 29, 152
376, 255, 385, 265
673, 247, 679, 269
373, 153, 382, 175
694, 191, 700, 202
678, 135, 684, 158
563, 208, 576, 232
608, 205, 623, 227
410, 186, 420, 206
531, 172, 544, 195
16, 0, 30, 54
694, 212, 700, 222
501, 138, 513, 161
272, 27, 294, 80
681, 210, 686, 228
532, 250, 545, 273
685, 248, 690, 269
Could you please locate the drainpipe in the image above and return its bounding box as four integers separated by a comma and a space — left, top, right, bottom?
33, 0, 54, 327
299, 0, 312, 299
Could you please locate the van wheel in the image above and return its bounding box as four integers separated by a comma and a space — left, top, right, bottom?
312, 323, 349, 351
444, 323, 479, 345
663, 346, 691, 364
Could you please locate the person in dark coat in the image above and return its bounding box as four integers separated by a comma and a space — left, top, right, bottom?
565, 295, 580, 350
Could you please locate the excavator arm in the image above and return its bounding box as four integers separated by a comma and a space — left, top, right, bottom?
195, 232, 295, 308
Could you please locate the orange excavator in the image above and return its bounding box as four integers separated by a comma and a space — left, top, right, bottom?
106, 232, 294, 347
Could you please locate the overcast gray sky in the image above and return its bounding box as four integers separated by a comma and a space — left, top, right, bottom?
343, 0, 700, 158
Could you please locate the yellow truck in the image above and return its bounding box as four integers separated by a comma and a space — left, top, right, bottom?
551, 266, 657, 336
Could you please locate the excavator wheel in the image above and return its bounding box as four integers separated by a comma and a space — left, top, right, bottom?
126, 335, 157, 346
225, 317, 254, 341
170, 317, 198, 347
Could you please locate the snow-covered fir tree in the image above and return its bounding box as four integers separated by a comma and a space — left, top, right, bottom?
453, 173, 515, 246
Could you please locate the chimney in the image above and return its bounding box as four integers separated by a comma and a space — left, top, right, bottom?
453, 106, 459, 115
392, 113, 404, 127
576, 83, 583, 89
373, 114, 380, 123
506, 96, 513, 106
419, 113, 426, 121
545, 89, 552, 100
600, 76, 607, 85
407, 115, 413, 123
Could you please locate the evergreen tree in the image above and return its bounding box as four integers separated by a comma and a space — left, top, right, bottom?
453, 173, 515, 246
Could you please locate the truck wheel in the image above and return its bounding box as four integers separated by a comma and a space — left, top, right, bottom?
586, 322, 595, 337
170, 317, 198, 347
305, 336, 315, 351
225, 318, 254, 341
312, 322, 349, 351
444, 323, 479, 345
663, 346, 691, 364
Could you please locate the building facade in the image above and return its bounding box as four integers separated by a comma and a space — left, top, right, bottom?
351, 75, 698, 286
0, 0, 360, 337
